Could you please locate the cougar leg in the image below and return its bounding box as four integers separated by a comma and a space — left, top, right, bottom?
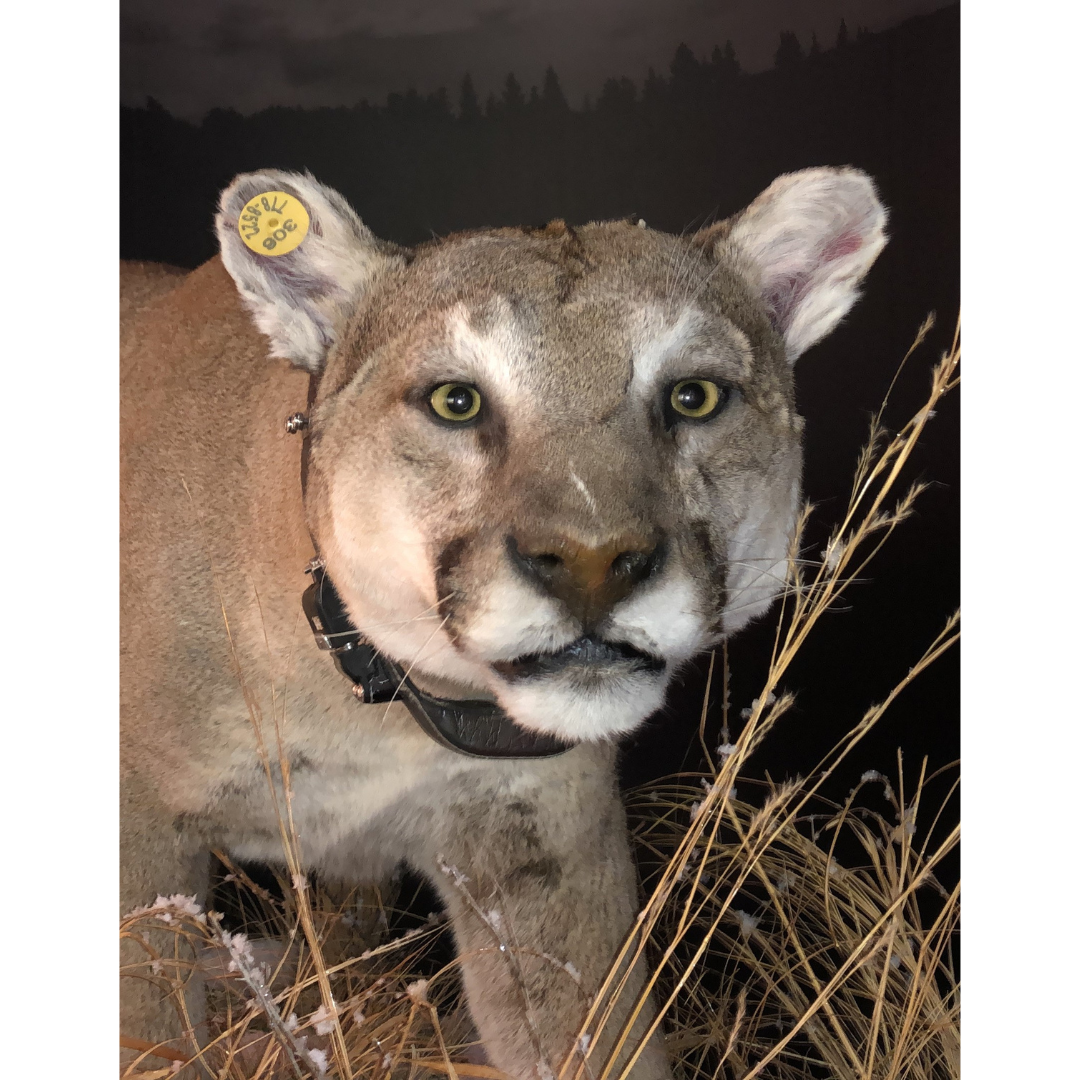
410, 756, 671, 1080
120, 777, 211, 1074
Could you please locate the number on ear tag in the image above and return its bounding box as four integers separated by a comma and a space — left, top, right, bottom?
237, 191, 310, 256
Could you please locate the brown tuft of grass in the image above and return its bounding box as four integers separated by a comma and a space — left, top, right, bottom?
626, 760, 959, 1080
121, 872, 477, 1078
121, 316, 959, 1079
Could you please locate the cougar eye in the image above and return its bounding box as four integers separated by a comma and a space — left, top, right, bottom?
430, 383, 482, 423
669, 379, 728, 420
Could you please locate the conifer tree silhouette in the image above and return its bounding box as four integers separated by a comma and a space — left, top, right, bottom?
502, 73, 525, 114
598, 76, 636, 115
670, 43, 702, 110
837, 18, 850, 48
642, 65, 665, 114
708, 41, 740, 82
427, 87, 451, 120
542, 66, 569, 113
775, 31, 805, 72
723, 40, 740, 76
670, 43, 700, 85
458, 73, 480, 124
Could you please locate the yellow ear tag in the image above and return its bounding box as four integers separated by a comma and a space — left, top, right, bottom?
237, 191, 310, 257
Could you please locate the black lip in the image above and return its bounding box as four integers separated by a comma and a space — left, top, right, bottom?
492, 635, 666, 683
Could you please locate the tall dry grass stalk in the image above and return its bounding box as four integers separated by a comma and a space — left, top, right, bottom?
121, 316, 959, 1079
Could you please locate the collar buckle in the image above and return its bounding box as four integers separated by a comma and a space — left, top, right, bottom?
302, 572, 359, 654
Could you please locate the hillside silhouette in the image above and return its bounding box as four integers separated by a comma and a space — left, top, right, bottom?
120, 5, 959, 801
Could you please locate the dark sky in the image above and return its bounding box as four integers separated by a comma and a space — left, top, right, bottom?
121, 0, 954, 119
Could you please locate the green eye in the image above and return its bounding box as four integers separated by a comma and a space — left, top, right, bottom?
430, 383, 482, 422
670, 379, 725, 419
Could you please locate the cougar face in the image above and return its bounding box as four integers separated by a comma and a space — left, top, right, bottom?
217, 168, 886, 742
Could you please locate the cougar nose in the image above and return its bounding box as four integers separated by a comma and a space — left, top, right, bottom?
508, 533, 664, 627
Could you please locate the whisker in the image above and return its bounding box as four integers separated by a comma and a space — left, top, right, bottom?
379, 609, 458, 726
669, 240, 710, 315
347, 594, 458, 635
719, 590, 806, 620
683, 252, 727, 308
665, 213, 715, 311
727, 556, 819, 568
725, 565, 800, 590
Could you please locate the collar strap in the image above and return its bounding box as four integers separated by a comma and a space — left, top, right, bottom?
301, 562, 573, 759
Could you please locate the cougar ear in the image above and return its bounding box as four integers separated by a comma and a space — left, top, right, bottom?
215, 170, 406, 372
704, 167, 887, 363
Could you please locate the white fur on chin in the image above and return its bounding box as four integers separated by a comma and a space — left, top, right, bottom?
494, 668, 670, 742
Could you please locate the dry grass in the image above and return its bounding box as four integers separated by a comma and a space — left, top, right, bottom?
626, 761, 959, 1080
121, 317, 960, 1079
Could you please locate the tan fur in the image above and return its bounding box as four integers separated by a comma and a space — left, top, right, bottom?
119, 259, 187, 322
121, 167, 886, 1078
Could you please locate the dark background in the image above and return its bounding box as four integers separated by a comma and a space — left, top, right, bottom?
121, 4, 959, 844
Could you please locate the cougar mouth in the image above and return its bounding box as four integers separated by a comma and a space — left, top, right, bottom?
492, 635, 666, 683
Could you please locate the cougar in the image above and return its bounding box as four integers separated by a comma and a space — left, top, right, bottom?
120, 165, 886, 1077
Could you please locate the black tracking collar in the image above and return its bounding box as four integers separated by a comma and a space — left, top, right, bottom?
301, 562, 573, 759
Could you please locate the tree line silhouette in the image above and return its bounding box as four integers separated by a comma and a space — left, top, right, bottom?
120, 4, 959, 797
122, 7, 957, 271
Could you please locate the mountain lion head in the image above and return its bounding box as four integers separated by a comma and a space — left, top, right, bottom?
215, 167, 886, 742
